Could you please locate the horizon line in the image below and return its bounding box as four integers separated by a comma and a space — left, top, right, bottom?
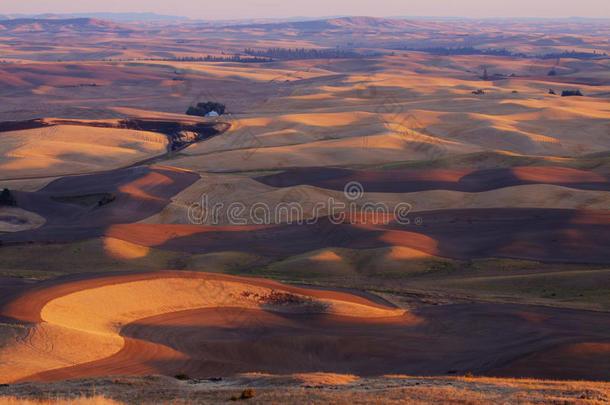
3, 13, 610, 22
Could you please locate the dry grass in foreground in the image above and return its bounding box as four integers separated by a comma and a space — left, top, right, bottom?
0, 374, 608, 404
0, 396, 120, 405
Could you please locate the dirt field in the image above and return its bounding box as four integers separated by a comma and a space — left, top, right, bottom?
92, 208, 610, 263
255, 166, 610, 192
0, 125, 168, 179
0, 272, 608, 386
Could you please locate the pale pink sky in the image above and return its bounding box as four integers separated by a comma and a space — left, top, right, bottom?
3, 0, 609, 19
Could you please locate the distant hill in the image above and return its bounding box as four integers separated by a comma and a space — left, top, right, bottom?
0, 13, 189, 22
0, 15, 450, 38
220, 16, 452, 33
60, 13, 189, 22
0, 18, 136, 34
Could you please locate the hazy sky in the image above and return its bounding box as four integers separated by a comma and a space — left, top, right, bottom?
3, 0, 609, 20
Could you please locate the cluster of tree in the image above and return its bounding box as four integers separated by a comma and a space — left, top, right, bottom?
60, 83, 98, 88
538, 51, 607, 60
160, 55, 272, 63
561, 90, 583, 97
406, 47, 527, 58
398, 47, 608, 61
0, 189, 17, 206
101, 55, 271, 63
244, 47, 362, 60
186, 102, 226, 117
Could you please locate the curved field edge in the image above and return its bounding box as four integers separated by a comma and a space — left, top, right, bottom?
0, 272, 403, 383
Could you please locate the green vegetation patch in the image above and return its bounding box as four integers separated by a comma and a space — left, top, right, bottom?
0, 239, 263, 275
431, 269, 610, 310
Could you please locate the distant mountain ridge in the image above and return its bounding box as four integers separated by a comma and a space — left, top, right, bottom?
0, 18, 136, 34
221, 16, 450, 30
0, 12, 189, 22
1, 15, 608, 56
0, 16, 449, 36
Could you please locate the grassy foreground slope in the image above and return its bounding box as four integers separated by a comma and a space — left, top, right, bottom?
1, 374, 609, 404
